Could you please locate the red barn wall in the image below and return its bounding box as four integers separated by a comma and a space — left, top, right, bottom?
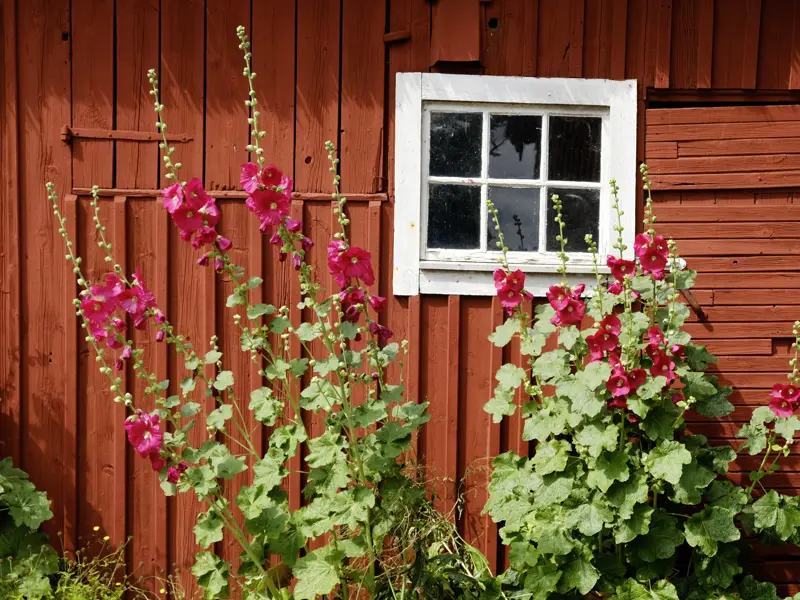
3, 0, 800, 594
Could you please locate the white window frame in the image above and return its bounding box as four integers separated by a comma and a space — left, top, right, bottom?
393, 73, 638, 297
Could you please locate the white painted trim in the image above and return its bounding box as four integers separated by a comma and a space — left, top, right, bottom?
393, 73, 638, 297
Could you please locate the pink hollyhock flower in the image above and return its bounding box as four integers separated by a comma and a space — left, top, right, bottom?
179, 229, 193, 243
772, 383, 800, 405
246, 189, 290, 226
369, 321, 393, 343
670, 344, 684, 358
628, 368, 646, 390
156, 329, 165, 343
650, 354, 676, 383
498, 286, 523, 311
172, 178, 211, 233
124, 411, 163, 458
214, 258, 224, 272
671, 392, 683, 404
240, 162, 261, 194
81, 296, 113, 325
647, 326, 665, 348
167, 461, 188, 484
770, 396, 795, 418
302, 236, 314, 252
607, 350, 622, 369
587, 336, 604, 362
588, 330, 618, 353
640, 246, 668, 280
278, 251, 287, 263
120, 280, 156, 319
115, 358, 123, 371
599, 314, 621, 336
153, 310, 166, 324
607, 282, 623, 295
292, 253, 301, 271
197, 252, 211, 267
551, 297, 585, 326
606, 372, 631, 397
633, 233, 651, 256
279, 175, 294, 196
608, 397, 628, 409
110, 317, 126, 332
217, 236, 232, 251
88, 321, 109, 345
340, 288, 365, 323
122, 346, 132, 360
161, 183, 184, 213
192, 226, 218, 250
606, 256, 636, 282
330, 245, 375, 288
369, 296, 386, 312
572, 284, 586, 296
646, 344, 663, 362
627, 414, 639, 424
93, 273, 126, 304
268, 231, 282, 246
494, 269, 525, 294
261, 164, 284, 188
149, 453, 166, 472
546, 285, 570, 311
285, 218, 302, 233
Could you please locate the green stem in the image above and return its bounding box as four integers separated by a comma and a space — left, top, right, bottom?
747, 432, 774, 496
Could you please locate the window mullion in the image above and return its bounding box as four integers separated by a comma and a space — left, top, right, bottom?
538, 112, 550, 254
480, 109, 490, 252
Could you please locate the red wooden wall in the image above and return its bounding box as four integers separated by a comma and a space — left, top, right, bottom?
3, 0, 800, 595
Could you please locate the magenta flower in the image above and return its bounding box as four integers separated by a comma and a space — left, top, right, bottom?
592, 330, 618, 352
292, 253, 301, 271
285, 218, 302, 233
608, 397, 628, 409
647, 326, 665, 348
214, 258, 224, 272
268, 231, 282, 247
302, 236, 314, 252
93, 273, 126, 304
154, 310, 166, 324
217, 236, 232, 251
192, 226, 218, 250
628, 368, 646, 391
599, 315, 621, 336
279, 174, 294, 196
261, 164, 284, 188
149, 454, 166, 472
121, 346, 132, 360
671, 344, 684, 359
671, 392, 683, 404
606, 372, 631, 397
551, 297, 585, 326
770, 396, 795, 418
494, 269, 525, 294
634, 233, 668, 280
369, 321, 393, 343
369, 296, 386, 312
546, 285, 570, 311
115, 358, 123, 371
340, 288, 365, 323
167, 461, 188, 484
124, 411, 163, 458
650, 354, 676, 383
162, 183, 184, 213
197, 252, 211, 267
246, 189, 290, 227
772, 384, 800, 405
81, 296, 113, 325
328, 244, 375, 288
240, 162, 261, 194
606, 255, 636, 282
607, 282, 623, 295
156, 329, 165, 343
587, 336, 604, 362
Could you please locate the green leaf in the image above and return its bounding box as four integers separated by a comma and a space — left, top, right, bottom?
531, 439, 571, 475
522, 563, 562, 600
685, 506, 741, 557
533, 349, 571, 383
565, 494, 613, 536
194, 511, 224, 549
306, 430, 348, 469
587, 450, 629, 493
576, 361, 612, 390
575, 422, 618, 458
696, 543, 742, 590
489, 318, 519, 347
295, 322, 321, 342
269, 316, 291, 334
339, 321, 360, 340
191, 551, 230, 599
615, 578, 679, 600
313, 356, 340, 376
644, 440, 691, 485
301, 379, 340, 411
607, 473, 649, 520
181, 402, 201, 418
185, 355, 201, 370
484, 384, 517, 423
211, 454, 247, 480
737, 575, 779, 600
226, 293, 245, 307
708, 480, 749, 514
249, 387, 282, 426
684, 343, 717, 371
641, 403, 682, 441
614, 503, 654, 544
629, 510, 684, 562
560, 553, 600, 595
558, 325, 581, 350
558, 380, 605, 418
695, 386, 735, 418
246, 276, 263, 288
635, 376, 667, 400
181, 376, 197, 396
207, 404, 233, 431
774, 415, 800, 443
523, 405, 567, 442
753, 490, 800, 540
164, 395, 181, 408
683, 371, 718, 399
293, 546, 345, 599
213, 370, 234, 391
496, 363, 527, 389
670, 459, 716, 505
246, 303, 275, 320
204, 350, 222, 365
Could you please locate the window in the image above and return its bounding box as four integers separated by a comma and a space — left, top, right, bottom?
393, 73, 637, 296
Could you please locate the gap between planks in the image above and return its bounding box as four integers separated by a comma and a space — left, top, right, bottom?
72, 187, 388, 201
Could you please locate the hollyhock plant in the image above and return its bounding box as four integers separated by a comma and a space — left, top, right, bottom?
606, 255, 636, 282
246, 188, 290, 227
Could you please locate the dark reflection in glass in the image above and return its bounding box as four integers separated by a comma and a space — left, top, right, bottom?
548, 116, 602, 182
487, 187, 540, 252
545, 187, 600, 252
489, 115, 542, 179
427, 184, 481, 249
429, 112, 482, 177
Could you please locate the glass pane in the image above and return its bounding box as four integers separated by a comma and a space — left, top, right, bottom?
548, 116, 602, 182
487, 186, 540, 252
429, 112, 482, 177
427, 184, 481, 249
488, 115, 542, 179
545, 187, 600, 252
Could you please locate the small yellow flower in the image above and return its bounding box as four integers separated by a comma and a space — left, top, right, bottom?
160, 589, 166, 594
93, 526, 100, 532
103, 535, 110, 541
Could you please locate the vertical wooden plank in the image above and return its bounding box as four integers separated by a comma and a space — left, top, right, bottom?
341, 0, 385, 193
0, 0, 21, 465
161, 0, 206, 592
484, 0, 538, 77
252, 0, 296, 176
430, 0, 481, 64
625, 0, 648, 90
669, 0, 698, 89
789, 5, 800, 90
610, 0, 628, 80
582, 0, 626, 80
18, 0, 72, 543
71, 0, 114, 188
295, 0, 341, 193
537, 0, 584, 78
115, 0, 159, 188
696, 0, 714, 88
741, 0, 762, 89
655, 0, 673, 88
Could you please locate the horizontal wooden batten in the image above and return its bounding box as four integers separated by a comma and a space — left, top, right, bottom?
691, 339, 773, 355
693, 273, 800, 289
647, 104, 800, 126
650, 170, 800, 190
647, 141, 677, 158
676, 239, 800, 256
687, 321, 795, 338
72, 187, 389, 202
659, 221, 800, 239
60, 125, 192, 143
655, 205, 800, 222
686, 256, 800, 273
712, 289, 800, 305
690, 305, 800, 322
713, 372, 790, 389
677, 137, 800, 157
647, 120, 800, 142
709, 355, 794, 372
650, 153, 800, 175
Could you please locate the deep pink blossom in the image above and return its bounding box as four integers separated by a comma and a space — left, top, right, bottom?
328, 244, 375, 288
162, 183, 184, 213
369, 321, 393, 343
302, 236, 314, 252
240, 162, 261, 194
285, 218, 302, 233
606, 372, 631, 397
115, 358, 123, 371
246, 189, 290, 227
671, 392, 683, 404
546, 285, 570, 311
628, 368, 646, 390
292, 253, 301, 271
634, 233, 668, 280
670, 344, 684, 359
608, 397, 628, 409
149, 454, 166, 472
154, 310, 166, 324
607, 256, 636, 282
551, 297, 585, 326
121, 346, 132, 360
192, 226, 218, 250
494, 269, 525, 294
340, 288, 365, 323
650, 354, 676, 383
588, 330, 618, 353
167, 462, 188, 484
647, 326, 665, 348
278, 251, 287, 263
369, 296, 386, 312
770, 396, 795, 418
587, 336, 604, 362
261, 164, 284, 188
280, 175, 294, 196
198, 253, 211, 267
772, 384, 800, 406
124, 411, 163, 458
81, 296, 113, 325
156, 329, 165, 343
217, 236, 232, 251
607, 282, 623, 295
214, 258, 224, 272
268, 231, 282, 247
627, 414, 639, 424
599, 315, 621, 336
